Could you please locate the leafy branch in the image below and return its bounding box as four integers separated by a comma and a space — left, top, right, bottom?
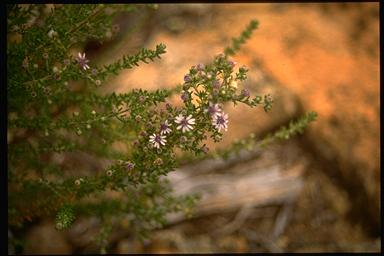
224, 19, 259, 57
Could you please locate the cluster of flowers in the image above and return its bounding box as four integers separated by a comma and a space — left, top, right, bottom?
148, 58, 247, 151
60, 51, 251, 177
149, 107, 228, 150
53, 50, 246, 158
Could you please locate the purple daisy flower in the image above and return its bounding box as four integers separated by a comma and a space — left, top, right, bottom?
212, 112, 229, 132
175, 114, 195, 133
184, 74, 191, 83
160, 120, 172, 135
76, 52, 90, 70
205, 102, 222, 117
149, 133, 167, 149
126, 161, 135, 171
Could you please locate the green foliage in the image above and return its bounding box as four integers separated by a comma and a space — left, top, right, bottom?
55, 204, 75, 230
224, 19, 259, 57
261, 111, 318, 147
7, 4, 316, 253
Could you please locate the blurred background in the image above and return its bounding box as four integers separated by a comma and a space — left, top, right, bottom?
20, 3, 380, 253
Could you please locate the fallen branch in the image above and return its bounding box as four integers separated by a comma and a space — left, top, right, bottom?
166, 160, 306, 225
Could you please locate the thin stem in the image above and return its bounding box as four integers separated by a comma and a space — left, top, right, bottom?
65, 108, 130, 127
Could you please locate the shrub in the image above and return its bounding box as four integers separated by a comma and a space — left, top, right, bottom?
7, 4, 317, 253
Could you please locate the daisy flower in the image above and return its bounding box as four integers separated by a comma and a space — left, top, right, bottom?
160, 120, 172, 135
76, 52, 90, 70
197, 63, 205, 71
205, 102, 222, 117
184, 74, 191, 83
149, 133, 167, 149
212, 112, 229, 132
175, 114, 195, 133
241, 88, 250, 98
126, 161, 135, 171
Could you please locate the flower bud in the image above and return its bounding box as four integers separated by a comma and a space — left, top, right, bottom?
197, 63, 205, 71
154, 158, 163, 165
74, 179, 81, 186
181, 91, 189, 102
241, 88, 250, 98
48, 29, 57, 38
56, 222, 63, 230
184, 74, 191, 83
135, 115, 142, 122
180, 136, 187, 143
43, 87, 51, 95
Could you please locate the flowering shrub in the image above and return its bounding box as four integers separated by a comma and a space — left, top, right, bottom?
7, 4, 316, 253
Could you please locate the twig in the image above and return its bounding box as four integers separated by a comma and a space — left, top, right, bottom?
212, 204, 254, 236
272, 201, 294, 239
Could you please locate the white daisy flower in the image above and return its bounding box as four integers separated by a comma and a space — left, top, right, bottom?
160, 120, 172, 135
175, 114, 195, 133
212, 112, 229, 132
149, 133, 167, 149
76, 52, 90, 70
205, 102, 222, 117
